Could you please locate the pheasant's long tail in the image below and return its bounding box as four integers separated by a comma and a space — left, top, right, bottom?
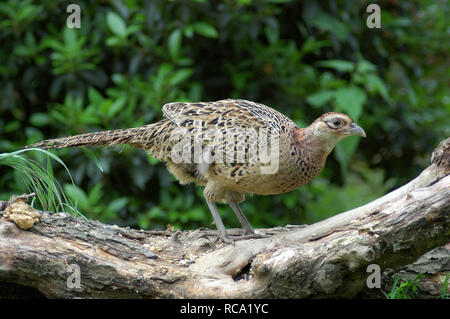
23, 124, 157, 150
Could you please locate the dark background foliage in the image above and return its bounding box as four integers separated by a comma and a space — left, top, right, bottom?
0, 0, 448, 231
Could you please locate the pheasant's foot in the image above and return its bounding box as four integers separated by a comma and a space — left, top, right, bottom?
216, 231, 268, 243
215, 232, 235, 245
233, 232, 268, 240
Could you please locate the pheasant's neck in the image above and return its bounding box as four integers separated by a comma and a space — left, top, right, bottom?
321, 137, 341, 155
293, 127, 338, 156
291, 127, 332, 169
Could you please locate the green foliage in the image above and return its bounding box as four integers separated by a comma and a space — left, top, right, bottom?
382, 274, 424, 299
0, 0, 448, 230
301, 161, 396, 223
0, 149, 80, 216
382, 273, 449, 299
440, 274, 449, 299
63, 183, 128, 223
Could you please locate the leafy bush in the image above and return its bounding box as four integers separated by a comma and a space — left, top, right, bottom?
0, 0, 448, 230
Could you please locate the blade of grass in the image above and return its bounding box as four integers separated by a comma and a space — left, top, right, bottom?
440, 273, 449, 299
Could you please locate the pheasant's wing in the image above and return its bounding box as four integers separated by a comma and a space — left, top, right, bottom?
163, 99, 296, 133
162, 99, 296, 166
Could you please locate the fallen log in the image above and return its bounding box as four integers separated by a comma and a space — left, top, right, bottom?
0, 138, 449, 298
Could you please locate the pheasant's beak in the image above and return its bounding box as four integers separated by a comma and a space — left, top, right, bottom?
348, 123, 366, 137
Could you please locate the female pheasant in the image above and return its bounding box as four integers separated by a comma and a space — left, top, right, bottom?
26, 99, 366, 243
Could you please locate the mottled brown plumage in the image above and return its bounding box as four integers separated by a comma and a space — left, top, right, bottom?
25, 99, 366, 243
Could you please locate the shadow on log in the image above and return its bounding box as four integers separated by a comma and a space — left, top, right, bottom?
0, 138, 449, 298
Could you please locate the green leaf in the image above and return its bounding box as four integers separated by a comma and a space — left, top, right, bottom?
64, 184, 88, 210
29, 113, 50, 127
310, 13, 349, 41
364, 73, 391, 103
299, 38, 331, 57
81, 147, 104, 173
87, 183, 103, 205
154, 63, 173, 91
168, 29, 182, 59
306, 90, 335, 108
108, 96, 126, 117
107, 197, 128, 212
334, 86, 366, 121
87, 87, 104, 105
264, 23, 279, 44
317, 60, 354, 72
111, 73, 126, 86
168, 68, 194, 86
107, 12, 127, 38
105, 36, 124, 47
4, 121, 20, 132
183, 26, 194, 38
186, 207, 206, 221
148, 206, 164, 218
357, 60, 376, 73
193, 22, 218, 38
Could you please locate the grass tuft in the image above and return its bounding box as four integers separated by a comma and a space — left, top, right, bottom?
0, 148, 83, 217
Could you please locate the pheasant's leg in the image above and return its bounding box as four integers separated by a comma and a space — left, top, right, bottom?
206, 201, 234, 244
228, 201, 267, 239
228, 201, 255, 235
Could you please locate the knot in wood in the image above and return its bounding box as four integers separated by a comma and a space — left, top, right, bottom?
431, 137, 450, 174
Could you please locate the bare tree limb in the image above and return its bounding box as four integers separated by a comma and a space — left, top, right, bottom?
0, 138, 449, 298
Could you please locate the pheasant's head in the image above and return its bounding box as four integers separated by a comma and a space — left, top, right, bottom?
308, 112, 366, 154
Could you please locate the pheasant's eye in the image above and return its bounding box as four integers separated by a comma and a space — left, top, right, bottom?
324, 117, 346, 129
328, 119, 343, 128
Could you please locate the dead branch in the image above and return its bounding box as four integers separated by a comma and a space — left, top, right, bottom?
0, 138, 449, 298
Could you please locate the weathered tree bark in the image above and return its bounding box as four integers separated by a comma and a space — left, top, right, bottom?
383, 244, 449, 299
0, 138, 449, 299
